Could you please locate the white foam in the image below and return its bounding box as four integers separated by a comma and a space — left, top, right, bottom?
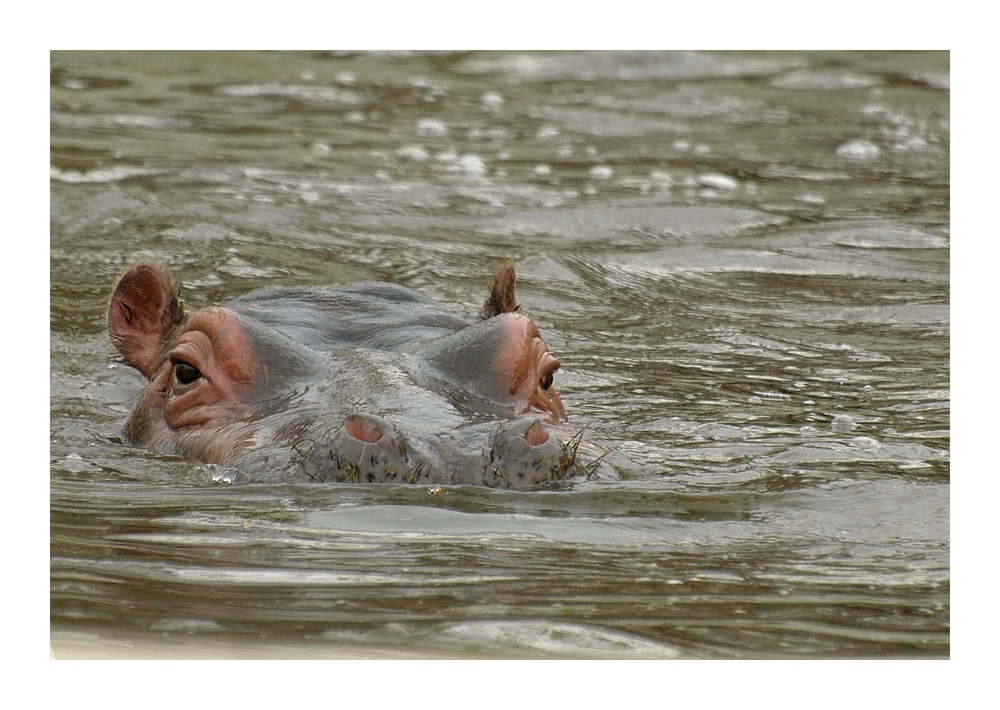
589, 165, 614, 180
416, 118, 448, 137
698, 173, 738, 190
481, 91, 504, 110
50, 166, 164, 183
836, 138, 880, 160
397, 145, 430, 162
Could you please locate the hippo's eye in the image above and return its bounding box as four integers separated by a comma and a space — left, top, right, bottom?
540, 372, 554, 391
174, 362, 202, 385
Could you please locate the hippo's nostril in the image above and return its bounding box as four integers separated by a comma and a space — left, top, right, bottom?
524, 420, 550, 447
343, 414, 384, 444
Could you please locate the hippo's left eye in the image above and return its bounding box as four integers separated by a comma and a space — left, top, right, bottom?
540, 372, 554, 390
174, 362, 202, 385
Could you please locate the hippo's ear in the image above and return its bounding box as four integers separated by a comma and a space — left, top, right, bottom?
479, 258, 519, 320
108, 262, 186, 378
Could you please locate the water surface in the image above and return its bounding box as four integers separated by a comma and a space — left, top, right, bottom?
50, 50, 949, 659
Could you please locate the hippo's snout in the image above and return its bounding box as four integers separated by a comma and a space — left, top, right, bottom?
286, 413, 417, 484
282, 413, 582, 489
480, 417, 577, 489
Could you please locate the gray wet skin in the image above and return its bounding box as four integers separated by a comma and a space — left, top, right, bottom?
108, 260, 588, 489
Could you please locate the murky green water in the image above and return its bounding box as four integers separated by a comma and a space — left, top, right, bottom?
50, 51, 949, 658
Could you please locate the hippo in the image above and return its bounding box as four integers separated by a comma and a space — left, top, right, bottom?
108, 259, 597, 489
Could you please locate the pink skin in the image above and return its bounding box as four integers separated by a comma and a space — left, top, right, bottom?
488, 312, 566, 423
123, 308, 267, 463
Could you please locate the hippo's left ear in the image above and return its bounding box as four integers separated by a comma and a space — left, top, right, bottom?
108, 262, 186, 378
479, 258, 519, 320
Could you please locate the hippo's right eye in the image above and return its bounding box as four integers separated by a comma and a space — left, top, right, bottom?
174, 362, 202, 385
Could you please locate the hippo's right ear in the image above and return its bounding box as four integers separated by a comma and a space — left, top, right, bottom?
108, 262, 186, 378
479, 258, 519, 320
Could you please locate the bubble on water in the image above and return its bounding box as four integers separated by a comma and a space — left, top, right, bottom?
397, 145, 429, 162
456, 154, 487, 178
831, 414, 856, 432
344, 111, 365, 124
533, 164, 552, 177
589, 165, 614, 180
694, 144, 711, 155
300, 190, 321, 203
556, 144, 574, 158
585, 146, 599, 157
852, 436, 880, 449
481, 91, 504, 110
299, 70, 315, 82
309, 141, 331, 158
63, 78, 88, 90
496, 150, 511, 160
795, 194, 826, 205
673, 140, 690, 151
649, 170, 672, 185
698, 173, 737, 190
836, 138, 880, 160
335, 71, 357, 86
416, 118, 448, 137
747, 395, 763, 404
536, 125, 560, 140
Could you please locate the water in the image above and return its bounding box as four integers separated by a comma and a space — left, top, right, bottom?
50, 51, 949, 659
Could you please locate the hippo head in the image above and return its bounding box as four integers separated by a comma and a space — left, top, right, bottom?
107, 260, 584, 488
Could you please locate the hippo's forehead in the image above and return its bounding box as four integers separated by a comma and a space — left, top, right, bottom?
176, 307, 323, 391
177, 308, 256, 383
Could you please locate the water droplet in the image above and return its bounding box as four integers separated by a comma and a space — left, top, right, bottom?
698, 173, 738, 190
417, 118, 448, 137
397, 145, 429, 162
831, 414, 856, 432
310, 141, 331, 158
481, 91, 504, 110
836, 138, 880, 160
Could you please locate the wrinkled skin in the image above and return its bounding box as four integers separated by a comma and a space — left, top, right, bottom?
108, 260, 594, 489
